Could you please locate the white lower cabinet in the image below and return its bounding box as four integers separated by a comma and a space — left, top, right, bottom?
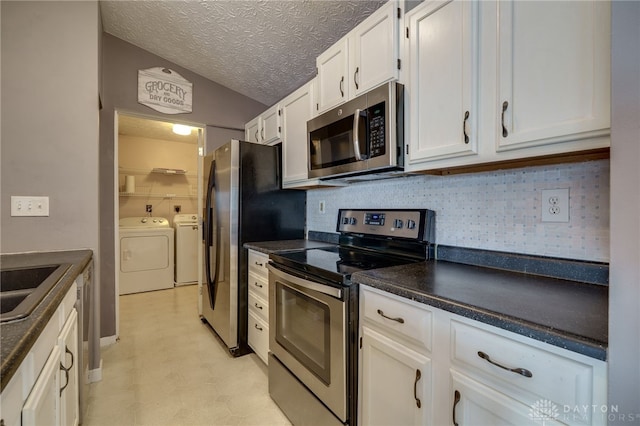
358, 285, 607, 426
359, 326, 431, 426
22, 346, 62, 426
247, 249, 270, 364
450, 369, 557, 426
1, 284, 79, 426
59, 309, 79, 426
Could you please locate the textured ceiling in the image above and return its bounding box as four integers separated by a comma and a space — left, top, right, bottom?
100, 0, 387, 107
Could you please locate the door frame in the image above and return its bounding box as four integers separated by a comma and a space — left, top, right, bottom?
113, 109, 206, 338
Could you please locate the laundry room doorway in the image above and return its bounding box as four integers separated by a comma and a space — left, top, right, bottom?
113, 111, 205, 336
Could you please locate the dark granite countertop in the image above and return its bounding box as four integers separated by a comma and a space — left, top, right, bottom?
244, 239, 337, 254
1, 250, 93, 391
352, 260, 608, 360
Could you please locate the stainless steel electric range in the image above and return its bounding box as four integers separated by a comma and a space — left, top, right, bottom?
267, 208, 435, 426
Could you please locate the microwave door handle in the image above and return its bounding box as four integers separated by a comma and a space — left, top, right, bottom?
352, 108, 364, 161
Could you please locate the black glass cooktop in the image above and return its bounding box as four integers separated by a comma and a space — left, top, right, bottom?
270, 246, 423, 285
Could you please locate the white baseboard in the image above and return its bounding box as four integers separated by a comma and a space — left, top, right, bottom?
88, 359, 103, 383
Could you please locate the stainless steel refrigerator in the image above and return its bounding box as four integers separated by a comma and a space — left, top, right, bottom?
202, 139, 305, 356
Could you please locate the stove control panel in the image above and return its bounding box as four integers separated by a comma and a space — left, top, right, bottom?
337, 209, 433, 241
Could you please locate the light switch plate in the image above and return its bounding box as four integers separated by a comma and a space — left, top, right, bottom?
10, 196, 50, 217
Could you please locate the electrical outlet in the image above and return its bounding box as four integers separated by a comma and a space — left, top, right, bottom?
541, 188, 569, 222
11, 196, 50, 217
319, 200, 326, 214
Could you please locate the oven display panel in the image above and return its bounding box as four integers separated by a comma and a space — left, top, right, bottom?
364, 213, 385, 226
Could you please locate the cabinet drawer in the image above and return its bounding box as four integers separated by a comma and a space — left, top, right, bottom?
450, 319, 599, 424
248, 250, 269, 277
248, 271, 268, 300
248, 291, 268, 323
248, 311, 269, 365
361, 286, 432, 352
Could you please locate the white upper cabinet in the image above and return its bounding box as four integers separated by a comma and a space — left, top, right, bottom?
316, 1, 402, 114
350, 1, 401, 97
405, 0, 479, 169
316, 38, 350, 114
496, 0, 610, 152
281, 80, 315, 187
245, 116, 261, 144
244, 104, 281, 145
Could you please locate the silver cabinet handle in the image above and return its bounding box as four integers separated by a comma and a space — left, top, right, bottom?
254, 129, 259, 142
376, 309, 404, 324
254, 323, 263, 331
414, 369, 422, 408
477, 351, 533, 377
254, 261, 264, 267
339, 76, 344, 97
254, 281, 263, 289
254, 302, 263, 310
261, 127, 265, 141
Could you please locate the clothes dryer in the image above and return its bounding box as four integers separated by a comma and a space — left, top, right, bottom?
119, 217, 174, 295
173, 214, 199, 285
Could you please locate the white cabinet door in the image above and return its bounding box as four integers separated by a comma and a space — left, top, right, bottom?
359, 326, 431, 426
316, 38, 349, 114
260, 104, 281, 145
245, 116, 261, 144
281, 81, 314, 186
23, 346, 61, 426
450, 369, 564, 426
496, 0, 610, 151
406, 0, 478, 167
350, 1, 400, 97
59, 309, 79, 426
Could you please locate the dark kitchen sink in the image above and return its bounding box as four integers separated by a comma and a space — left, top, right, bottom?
0, 263, 71, 322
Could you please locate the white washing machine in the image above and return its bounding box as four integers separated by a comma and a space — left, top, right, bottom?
119, 216, 174, 295
173, 214, 199, 285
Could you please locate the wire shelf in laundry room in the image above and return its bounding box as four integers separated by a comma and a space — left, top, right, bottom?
118, 167, 197, 199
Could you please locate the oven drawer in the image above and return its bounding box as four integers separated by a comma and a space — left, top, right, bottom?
248, 311, 269, 365
248, 271, 268, 300
248, 290, 268, 323
361, 286, 432, 352
248, 250, 269, 277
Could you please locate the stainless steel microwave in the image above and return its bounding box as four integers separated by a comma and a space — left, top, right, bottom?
307, 82, 404, 180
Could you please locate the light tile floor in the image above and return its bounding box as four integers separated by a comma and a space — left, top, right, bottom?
84, 285, 291, 426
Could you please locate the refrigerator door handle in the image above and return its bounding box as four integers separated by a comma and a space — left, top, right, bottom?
204, 159, 218, 309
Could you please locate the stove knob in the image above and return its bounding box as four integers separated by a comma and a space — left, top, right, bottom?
407, 219, 416, 229
394, 219, 404, 229
141, 218, 148, 223
349, 217, 357, 225
153, 218, 158, 223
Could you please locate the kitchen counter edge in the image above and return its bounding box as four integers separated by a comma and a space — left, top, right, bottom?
1, 249, 93, 391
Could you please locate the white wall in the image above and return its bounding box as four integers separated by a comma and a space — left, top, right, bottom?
307, 160, 609, 262
1, 1, 99, 256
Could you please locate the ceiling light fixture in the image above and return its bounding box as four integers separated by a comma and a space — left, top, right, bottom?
172, 124, 191, 135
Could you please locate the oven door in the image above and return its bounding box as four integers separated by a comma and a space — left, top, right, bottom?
267, 263, 348, 422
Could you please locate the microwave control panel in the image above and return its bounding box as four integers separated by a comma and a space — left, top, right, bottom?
367, 102, 386, 158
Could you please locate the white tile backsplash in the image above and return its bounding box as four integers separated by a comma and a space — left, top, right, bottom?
306, 160, 610, 262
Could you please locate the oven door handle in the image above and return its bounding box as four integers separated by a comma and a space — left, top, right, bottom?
267, 263, 343, 299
